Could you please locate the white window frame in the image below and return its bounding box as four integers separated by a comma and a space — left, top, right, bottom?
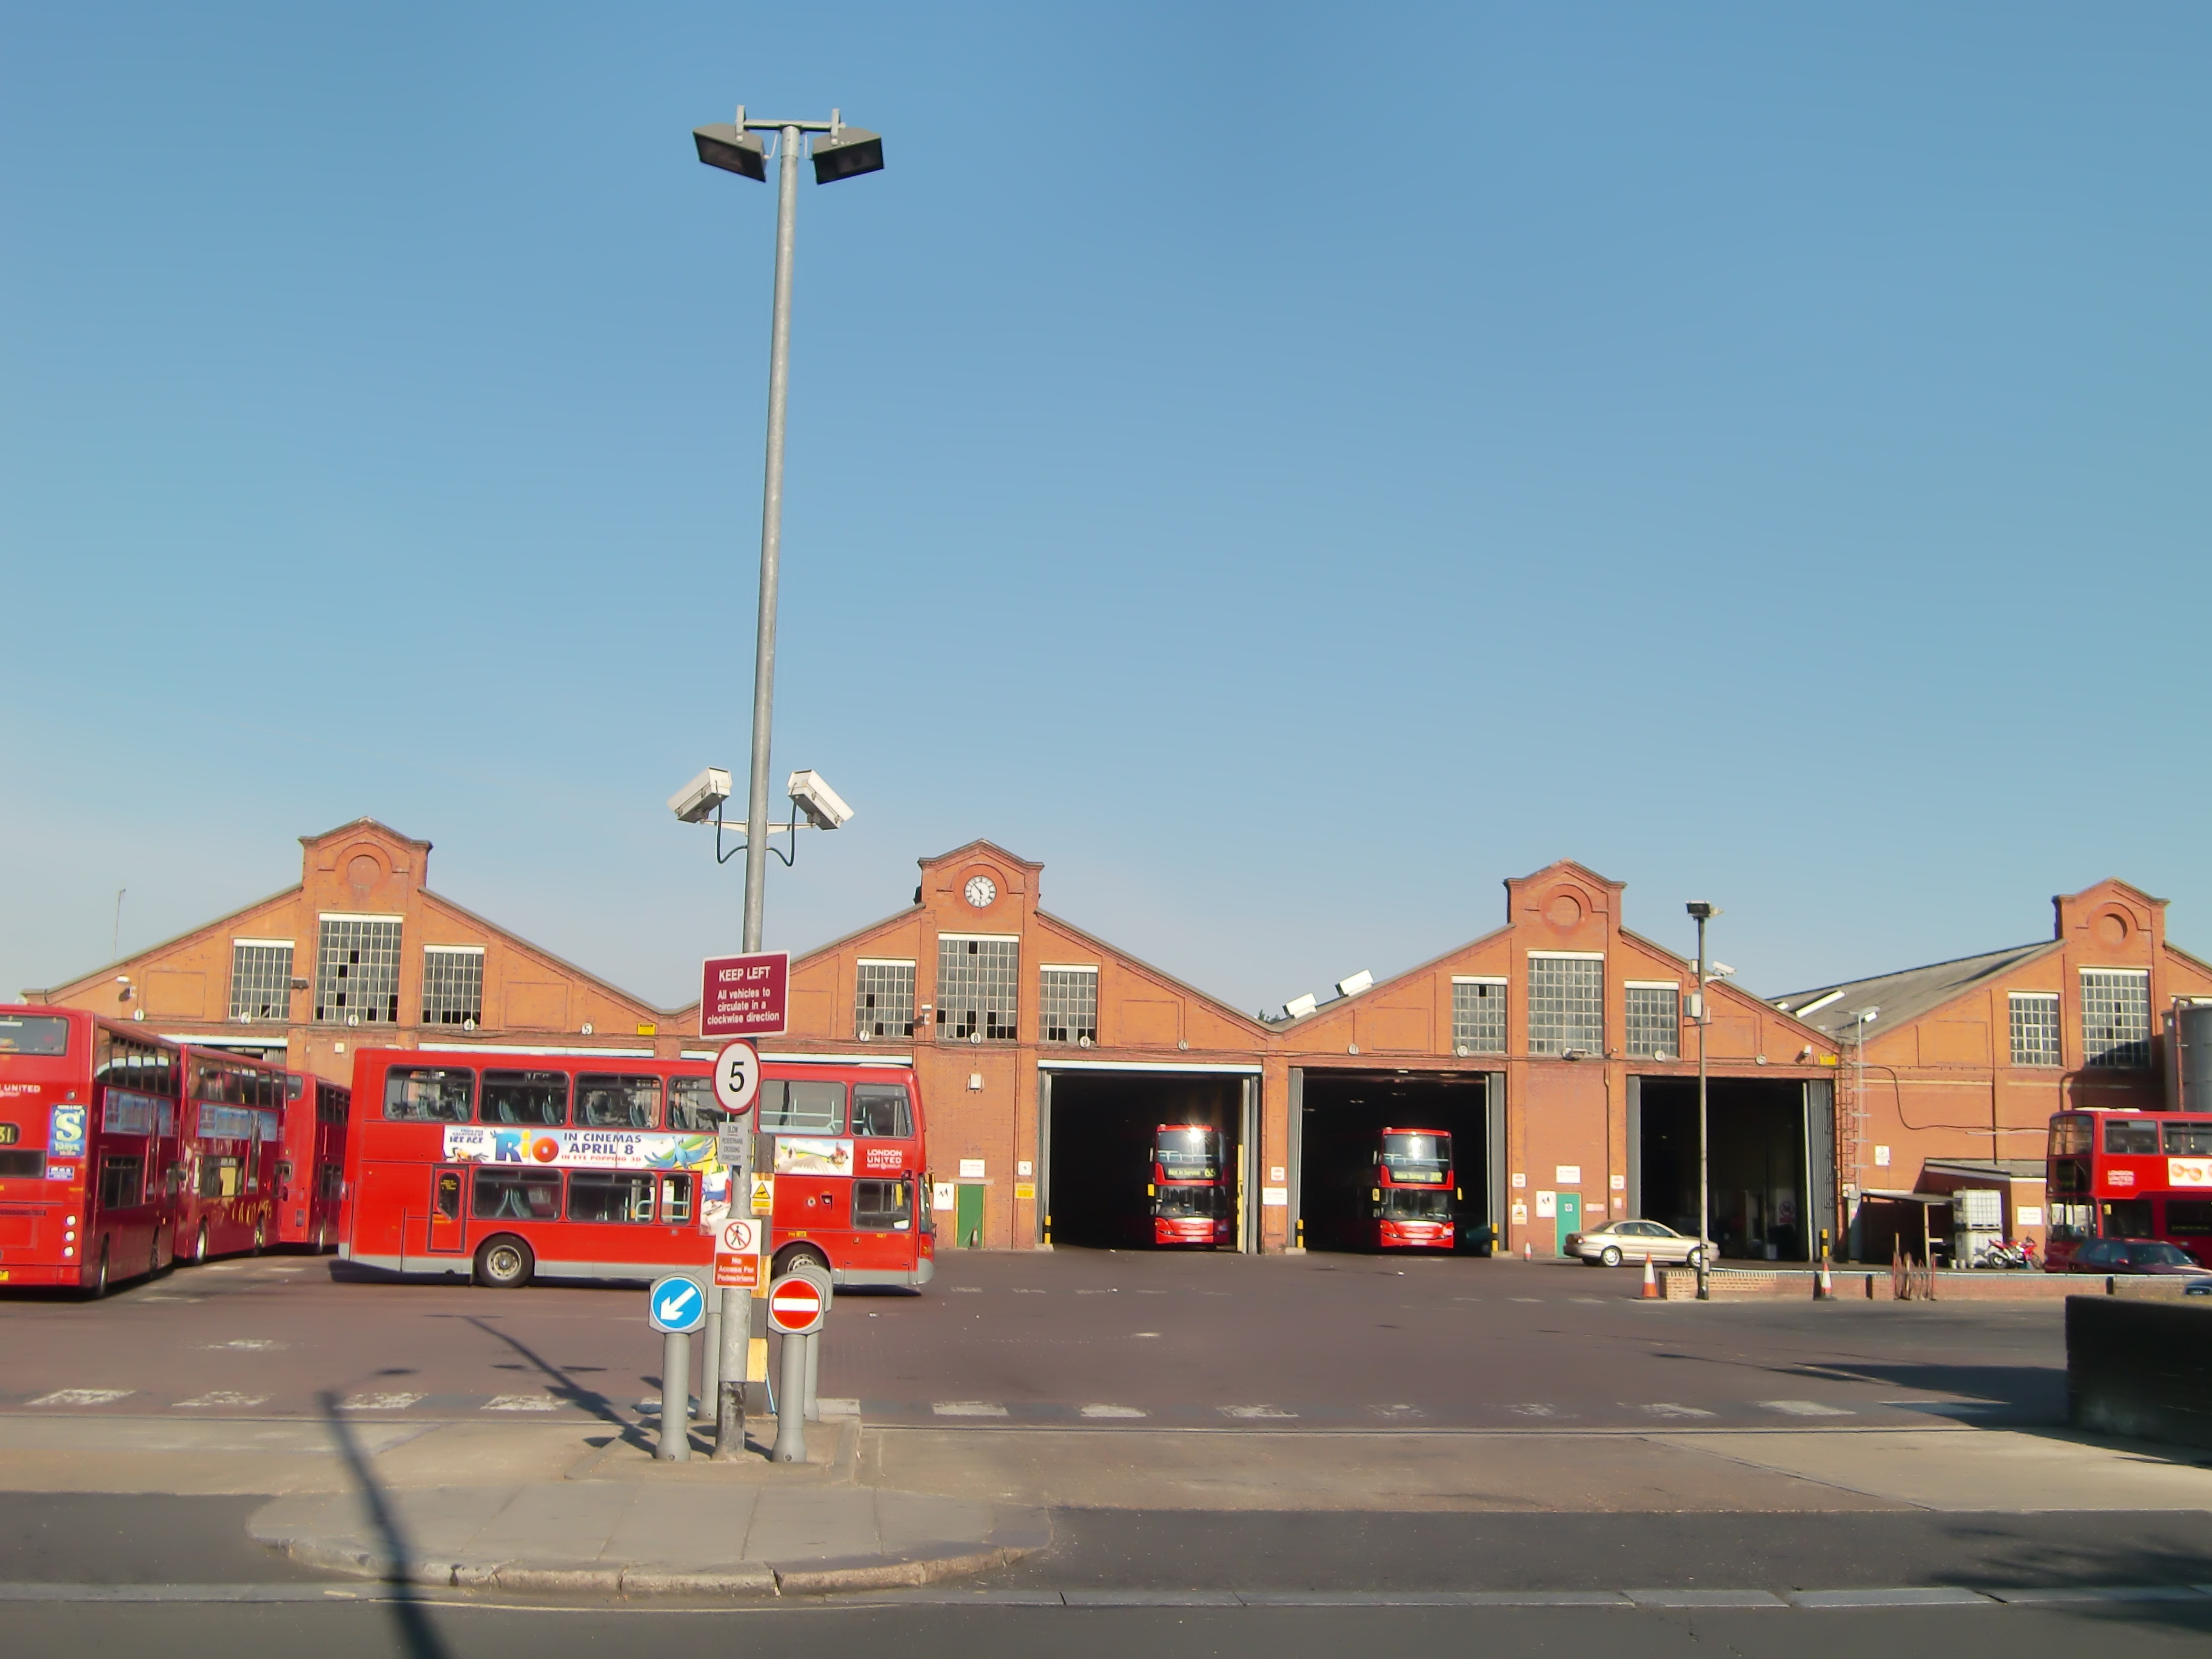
421, 944, 486, 1029
1623, 980, 1681, 1061
1526, 951, 1604, 1057
2008, 991, 2062, 1068
1450, 976, 1508, 1056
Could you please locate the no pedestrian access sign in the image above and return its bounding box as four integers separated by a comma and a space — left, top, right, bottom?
700, 951, 789, 1039
767, 1274, 825, 1335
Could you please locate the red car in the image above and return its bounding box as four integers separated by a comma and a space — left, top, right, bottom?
2057, 1239, 2209, 1277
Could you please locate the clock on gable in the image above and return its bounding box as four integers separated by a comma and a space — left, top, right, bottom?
963, 874, 998, 910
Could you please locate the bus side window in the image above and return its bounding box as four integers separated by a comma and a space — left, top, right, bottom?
435, 1170, 462, 1221
853, 1085, 913, 1139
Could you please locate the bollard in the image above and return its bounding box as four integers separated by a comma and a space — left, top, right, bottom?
699, 1285, 722, 1416
772, 1330, 808, 1463
655, 1330, 692, 1461
802, 1326, 820, 1421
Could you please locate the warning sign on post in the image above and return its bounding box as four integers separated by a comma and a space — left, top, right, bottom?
700, 951, 789, 1039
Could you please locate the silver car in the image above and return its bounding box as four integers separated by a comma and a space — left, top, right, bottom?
1569, 1218, 1707, 1269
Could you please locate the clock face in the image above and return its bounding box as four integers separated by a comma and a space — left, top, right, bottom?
963, 875, 997, 910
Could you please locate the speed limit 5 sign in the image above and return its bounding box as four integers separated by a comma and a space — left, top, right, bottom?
713, 1040, 761, 1116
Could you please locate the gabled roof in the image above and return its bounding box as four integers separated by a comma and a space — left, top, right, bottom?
920, 839, 1041, 874
1030, 909, 1272, 1039
19, 883, 306, 999
1771, 941, 2058, 1042
301, 817, 431, 852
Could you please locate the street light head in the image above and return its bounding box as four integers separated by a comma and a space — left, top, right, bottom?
1685, 902, 1719, 920
1852, 1006, 1880, 1024
787, 769, 854, 831
694, 124, 767, 181
811, 126, 883, 184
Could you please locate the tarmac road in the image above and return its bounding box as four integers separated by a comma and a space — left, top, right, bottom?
0, 1245, 2066, 1432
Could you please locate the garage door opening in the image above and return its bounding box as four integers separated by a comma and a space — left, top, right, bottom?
1043, 1070, 1248, 1251
1634, 1077, 1812, 1261
1297, 1071, 1492, 1253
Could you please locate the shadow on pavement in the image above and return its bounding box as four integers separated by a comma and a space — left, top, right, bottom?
316, 1389, 453, 1659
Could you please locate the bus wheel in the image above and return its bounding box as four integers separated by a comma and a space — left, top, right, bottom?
253, 1217, 267, 1255
773, 1244, 830, 1280
474, 1236, 534, 1290
192, 1222, 209, 1264
88, 1242, 110, 1300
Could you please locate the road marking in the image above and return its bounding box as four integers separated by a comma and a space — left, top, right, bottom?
175, 1392, 269, 1408
483, 1394, 560, 1412
1131, 1332, 1161, 1338
1637, 1403, 1717, 1419
1075, 1289, 1116, 1296
1370, 1404, 1426, 1419
1081, 1404, 1147, 1418
933, 1401, 1010, 1417
1509, 1297, 1543, 1304
1012, 1289, 1046, 1295
132, 1295, 201, 1303
1221, 1404, 1296, 1419
203, 1339, 286, 1351
1756, 1399, 1854, 1417
29, 1389, 134, 1407
950, 1286, 982, 1294
1507, 1403, 1562, 1418
1570, 1297, 1606, 1304
335, 1392, 425, 1411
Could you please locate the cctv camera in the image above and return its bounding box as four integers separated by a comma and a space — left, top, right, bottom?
786, 769, 853, 831
1336, 970, 1375, 998
1283, 993, 1318, 1021
668, 767, 732, 824
1706, 961, 1736, 979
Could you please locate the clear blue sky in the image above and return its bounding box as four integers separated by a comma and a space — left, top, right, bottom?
5, 4, 2208, 1015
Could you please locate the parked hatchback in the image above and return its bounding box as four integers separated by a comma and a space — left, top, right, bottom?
1569, 1218, 1708, 1269
2055, 1238, 2210, 1276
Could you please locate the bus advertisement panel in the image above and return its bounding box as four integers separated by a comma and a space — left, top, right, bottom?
338, 1049, 933, 1290
2047, 1108, 2212, 1269
0, 1006, 183, 1295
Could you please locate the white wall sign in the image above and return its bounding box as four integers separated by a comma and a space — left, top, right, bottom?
1016, 1160, 1033, 1178
1510, 1171, 1527, 1188
957, 1158, 986, 1179
1874, 1145, 1892, 1167
1535, 1190, 1558, 1218
1555, 1165, 1581, 1186
1510, 1203, 1529, 1224
1609, 1173, 1626, 1191
1269, 1166, 1286, 1183
1261, 1186, 1288, 1207
932, 1182, 956, 1210
2015, 1206, 2044, 1228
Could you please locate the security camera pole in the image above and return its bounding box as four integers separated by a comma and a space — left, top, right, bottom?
692, 105, 883, 1460
1686, 903, 1720, 1300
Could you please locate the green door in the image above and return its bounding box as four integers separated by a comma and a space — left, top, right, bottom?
1554, 1191, 1582, 1258
955, 1184, 987, 1249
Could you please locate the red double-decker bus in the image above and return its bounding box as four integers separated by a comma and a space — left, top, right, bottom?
338, 1049, 933, 1290
2046, 1108, 2212, 1269
1370, 1126, 1455, 1250
275, 1071, 350, 1250
1148, 1124, 1232, 1246
0, 1007, 183, 1295
173, 1047, 289, 1263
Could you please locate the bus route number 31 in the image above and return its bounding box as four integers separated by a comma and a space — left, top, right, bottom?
714, 1040, 762, 1117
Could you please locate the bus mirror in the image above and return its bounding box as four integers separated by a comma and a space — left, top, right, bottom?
1371, 1188, 1381, 1202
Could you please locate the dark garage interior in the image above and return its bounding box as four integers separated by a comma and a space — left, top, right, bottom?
1297, 1070, 1492, 1253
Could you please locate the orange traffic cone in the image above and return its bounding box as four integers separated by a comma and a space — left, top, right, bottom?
1641, 1253, 1659, 1299
1523, 1241, 1533, 1262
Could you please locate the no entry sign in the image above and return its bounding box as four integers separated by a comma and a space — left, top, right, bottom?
767, 1274, 825, 1335
700, 951, 789, 1039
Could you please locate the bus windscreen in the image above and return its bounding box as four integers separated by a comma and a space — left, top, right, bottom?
1382, 1133, 1449, 1181
0, 1015, 69, 1056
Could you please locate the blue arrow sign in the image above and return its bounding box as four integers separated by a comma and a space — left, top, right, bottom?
648, 1274, 706, 1334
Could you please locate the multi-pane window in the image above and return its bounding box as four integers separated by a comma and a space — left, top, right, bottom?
1624, 983, 1680, 1059
1527, 953, 1604, 1056
2009, 992, 2062, 1068
421, 945, 484, 1027
937, 935, 1019, 1041
1451, 978, 1507, 1054
1039, 966, 1098, 1045
2080, 969, 2150, 1069
855, 959, 916, 1040
227, 941, 294, 1023
314, 916, 401, 1025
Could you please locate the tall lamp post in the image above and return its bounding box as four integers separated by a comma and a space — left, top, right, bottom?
691, 105, 884, 1460
1686, 902, 1720, 1299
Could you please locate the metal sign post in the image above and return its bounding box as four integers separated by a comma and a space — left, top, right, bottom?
648, 1274, 708, 1462
790, 1259, 833, 1423
709, 1044, 761, 1460
765, 1273, 825, 1463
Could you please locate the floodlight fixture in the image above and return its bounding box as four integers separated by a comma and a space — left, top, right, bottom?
1685, 901, 1720, 920
811, 122, 884, 184
693, 122, 768, 181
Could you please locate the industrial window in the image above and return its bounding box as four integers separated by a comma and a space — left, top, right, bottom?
854, 959, 916, 1040
1039, 965, 1098, 1045
314, 916, 401, 1025
2009, 993, 2062, 1068
2080, 969, 2150, 1069
421, 945, 484, 1028
937, 936, 1019, 1042
227, 941, 294, 1022
1451, 978, 1507, 1055
1527, 954, 1604, 1057
1624, 983, 1680, 1059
